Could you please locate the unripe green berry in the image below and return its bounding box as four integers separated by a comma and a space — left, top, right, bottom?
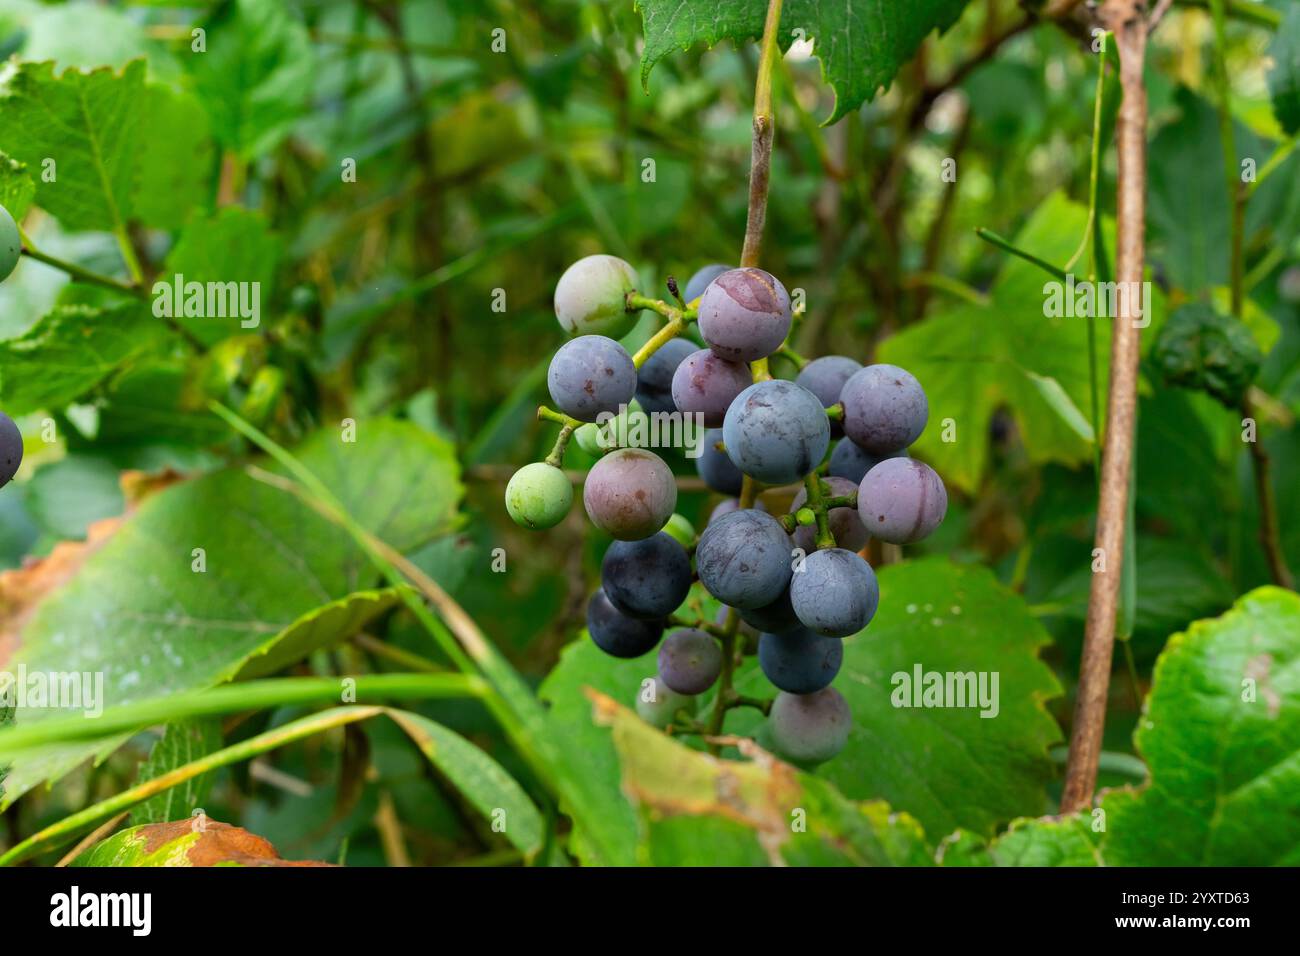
554, 254, 640, 337
661, 513, 695, 548
574, 422, 606, 457
635, 676, 697, 729
0, 205, 21, 282
505, 462, 572, 530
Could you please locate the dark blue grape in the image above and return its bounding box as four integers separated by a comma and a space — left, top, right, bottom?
683, 263, 731, 303
695, 508, 792, 609
587, 589, 663, 658
738, 585, 801, 634
790, 547, 879, 637
698, 268, 792, 362
696, 428, 743, 495
547, 335, 637, 423
722, 380, 830, 485
635, 338, 697, 414
828, 439, 908, 484
768, 688, 851, 764
840, 364, 928, 453
671, 348, 752, 427
601, 532, 692, 620
796, 355, 861, 438
715, 605, 759, 640
0, 411, 21, 488
758, 627, 843, 694
658, 628, 723, 694
857, 457, 948, 544
789, 476, 868, 552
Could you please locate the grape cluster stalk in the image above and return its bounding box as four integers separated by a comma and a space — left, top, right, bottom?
506, 258, 948, 765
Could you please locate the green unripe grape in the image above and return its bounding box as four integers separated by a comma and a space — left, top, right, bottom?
573, 399, 648, 456
661, 513, 696, 548
505, 462, 572, 530
635, 676, 698, 729
554, 254, 641, 337
574, 422, 606, 457
0, 204, 21, 282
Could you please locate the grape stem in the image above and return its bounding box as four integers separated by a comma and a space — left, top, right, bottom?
826, 401, 844, 422
802, 473, 837, 550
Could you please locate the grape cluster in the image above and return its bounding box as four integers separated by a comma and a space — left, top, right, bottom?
507, 257, 947, 765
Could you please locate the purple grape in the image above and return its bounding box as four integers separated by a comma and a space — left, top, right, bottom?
828, 439, 908, 484
789, 547, 879, 637
707, 496, 766, 525
636, 337, 697, 415
671, 348, 752, 427
683, 263, 731, 303
796, 355, 861, 438
547, 335, 637, 423
0, 411, 22, 488
758, 627, 843, 694
768, 688, 851, 764
789, 476, 868, 552
857, 457, 948, 544
696, 428, 743, 495
840, 364, 928, 453
738, 585, 801, 635
583, 448, 677, 540
658, 628, 723, 695
695, 508, 793, 610
697, 267, 792, 362
601, 532, 692, 620
587, 589, 663, 658
722, 380, 830, 485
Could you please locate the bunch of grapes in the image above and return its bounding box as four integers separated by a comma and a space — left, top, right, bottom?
506, 255, 946, 765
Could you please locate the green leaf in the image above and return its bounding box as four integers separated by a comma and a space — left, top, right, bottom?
635, 0, 970, 124
134, 85, 215, 230
1268, 6, 1300, 135
0, 151, 35, 219
0, 302, 166, 415
880, 192, 1162, 492
21, 1, 180, 80
943, 813, 1104, 866
187, 0, 315, 159
0, 419, 463, 808
1152, 302, 1263, 407
0, 59, 145, 232
388, 709, 545, 858
132, 718, 223, 825
159, 208, 282, 346
70, 819, 330, 866
734, 559, 1063, 838
25, 455, 125, 540
590, 689, 934, 865
1103, 587, 1300, 866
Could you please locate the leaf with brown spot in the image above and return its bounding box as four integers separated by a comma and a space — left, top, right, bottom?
70, 819, 334, 867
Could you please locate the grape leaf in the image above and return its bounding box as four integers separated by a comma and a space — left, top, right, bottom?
21, 1, 180, 80
135, 85, 215, 231
0, 151, 35, 220
1102, 587, 1300, 866
636, 0, 970, 124
71, 818, 331, 866
132, 718, 223, 825
0, 302, 167, 415
733, 558, 1063, 838
1268, 5, 1300, 135
0, 419, 463, 808
942, 813, 1103, 866
0, 59, 145, 232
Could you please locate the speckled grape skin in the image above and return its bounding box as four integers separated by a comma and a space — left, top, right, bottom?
0, 205, 20, 282
504, 462, 572, 530
722, 380, 830, 485
739, 585, 801, 635
789, 476, 869, 553
828, 439, 909, 484
759, 627, 843, 695
790, 547, 879, 637
583, 448, 677, 540
840, 364, 928, 453
554, 254, 639, 337
683, 263, 731, 303
635, 676, 698, 729
796, 355, 861, 438
671, 348, 752, 427
768, 688, 852, 764
695, 508, 793, 610
601, 532, 692, 620
658, 628, 723, 695
857, 457, 948, 544
698, 268, 792, 362
636, 338, 697, 414
0, 411, 22, 487
547, 335, 637, 423
587, 589, 663, 658
696, 428, 743, 495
